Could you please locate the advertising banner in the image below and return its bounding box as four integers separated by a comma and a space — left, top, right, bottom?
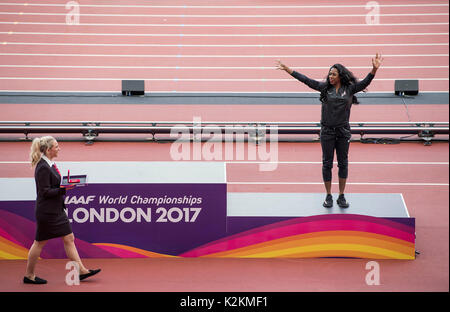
0, 162, 416, 259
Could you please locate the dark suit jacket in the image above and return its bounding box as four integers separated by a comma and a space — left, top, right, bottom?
34, 158, 66, 218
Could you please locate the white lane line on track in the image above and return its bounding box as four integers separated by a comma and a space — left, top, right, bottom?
0, 78, 447, 81
226, 162, 450, 165
0, 21, 448, 27
0, 53, 448, 58
0, 90, 447, 93
2, 41, 450, 47
0, 3, 448, 8
1, 32, 448, 37
227, 182, 450, 186
0, 179, 445, 187
2, 161, 448, 165
0, 65, 448, 70
1, 12, 449, 17
1, 42, 448, 47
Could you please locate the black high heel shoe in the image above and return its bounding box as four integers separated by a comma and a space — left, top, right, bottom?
79, 269, 101, 281
23, 276, 47, 284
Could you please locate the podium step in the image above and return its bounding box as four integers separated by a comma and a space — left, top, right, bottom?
228, 193, 410, 218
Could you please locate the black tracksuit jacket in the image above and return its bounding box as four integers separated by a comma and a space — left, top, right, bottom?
291, 71, 375, 128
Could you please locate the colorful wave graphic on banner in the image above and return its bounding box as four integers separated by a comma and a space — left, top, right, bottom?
0, 210, 120, 259
0, 210, 415, 260
0, 210, 176, 259
179, 214, 416, 259
92, 243, 175, 258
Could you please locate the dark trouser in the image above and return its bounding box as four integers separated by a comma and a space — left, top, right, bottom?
320, 125, 352, 182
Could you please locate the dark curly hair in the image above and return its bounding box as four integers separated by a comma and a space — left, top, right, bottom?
319, 63, 365, 105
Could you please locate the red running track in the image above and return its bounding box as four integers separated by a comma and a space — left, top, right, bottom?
0, 102, 449, 131
0, 0, 448, 92
0, 140, 448, 292
0, 0, 448, 293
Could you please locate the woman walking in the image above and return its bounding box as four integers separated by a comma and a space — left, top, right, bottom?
24, 136, 100, 284
276, 53, 383, 208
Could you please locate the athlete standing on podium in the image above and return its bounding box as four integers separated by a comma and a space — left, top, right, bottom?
276, 53, 383, 208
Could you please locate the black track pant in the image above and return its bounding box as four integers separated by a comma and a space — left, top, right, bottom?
320, 125, 352, 182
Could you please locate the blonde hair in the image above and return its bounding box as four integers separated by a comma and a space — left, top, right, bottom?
30, 136, 56, 167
